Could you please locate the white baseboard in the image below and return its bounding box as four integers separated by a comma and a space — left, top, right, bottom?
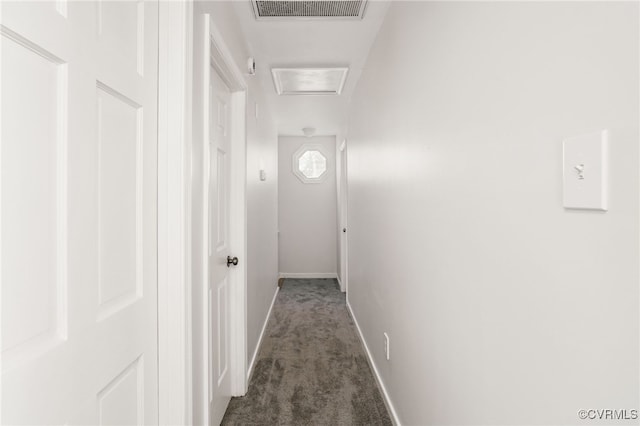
278, 272, 338, 279
346, 300, 402, 426
247, 286, 279, 382
336, 275, 344, 292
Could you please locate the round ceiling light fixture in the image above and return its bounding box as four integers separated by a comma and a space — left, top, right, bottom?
302, 127, 316, 138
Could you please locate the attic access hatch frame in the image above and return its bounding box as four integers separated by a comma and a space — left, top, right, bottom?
271, 67, 349, 95
251, 0, 368, 20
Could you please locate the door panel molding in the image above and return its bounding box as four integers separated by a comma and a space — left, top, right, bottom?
1, 24, 69, 370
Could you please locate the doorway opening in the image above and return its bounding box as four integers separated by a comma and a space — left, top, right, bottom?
192, 14, 248, 426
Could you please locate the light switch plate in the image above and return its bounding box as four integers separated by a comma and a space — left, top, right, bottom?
563, 130, 608, 211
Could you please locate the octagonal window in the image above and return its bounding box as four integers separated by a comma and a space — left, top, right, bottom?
298, 150, 326, 179
292, 145, 329, 183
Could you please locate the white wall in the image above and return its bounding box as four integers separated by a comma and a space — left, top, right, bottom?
278, 136, 337, 276
245, 78, 279, 366
347, 2, 639, 425
191, 2, 279, 422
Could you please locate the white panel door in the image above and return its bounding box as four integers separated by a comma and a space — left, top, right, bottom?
208, 66, 233, 424
1, 1, 159, 424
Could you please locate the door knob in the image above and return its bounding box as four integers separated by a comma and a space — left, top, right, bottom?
227, 256, 239, 267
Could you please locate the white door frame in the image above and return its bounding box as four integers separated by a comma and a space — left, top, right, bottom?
157, 2, 248, 423
205, 11, 249, 409
339, 138, 349, 293
157, 1, 194, 424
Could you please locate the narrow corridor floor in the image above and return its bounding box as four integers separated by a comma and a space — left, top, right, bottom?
221, 278, 392, 426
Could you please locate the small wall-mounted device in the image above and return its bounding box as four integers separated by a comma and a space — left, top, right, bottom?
247, 57, 256, 75
259, 159, 266, 181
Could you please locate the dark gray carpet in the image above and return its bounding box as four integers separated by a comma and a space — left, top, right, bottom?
221, 278, 392, 426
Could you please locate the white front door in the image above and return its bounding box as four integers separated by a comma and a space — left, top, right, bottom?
1, 1, 159, 424
208, 65, 233, 424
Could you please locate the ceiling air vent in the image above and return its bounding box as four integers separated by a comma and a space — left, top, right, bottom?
252, 0, 368, 20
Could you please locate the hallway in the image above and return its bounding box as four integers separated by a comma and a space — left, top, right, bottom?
221, 279, 391, 425
2, 1, 639, 424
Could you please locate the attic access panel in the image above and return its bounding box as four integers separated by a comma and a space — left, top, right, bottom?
271, 67, 349, 95
252, 0, 368, 20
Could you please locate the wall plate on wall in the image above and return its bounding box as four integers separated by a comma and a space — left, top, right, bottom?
562, 130, 608, 211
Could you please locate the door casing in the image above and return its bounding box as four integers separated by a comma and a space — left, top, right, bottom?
189, 12, 249, 426
338, 139, 349, 293
157, 2, 193, 425
158, 2, 249, 424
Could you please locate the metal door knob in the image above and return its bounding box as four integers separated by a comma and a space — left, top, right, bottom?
227, 256, 239, 267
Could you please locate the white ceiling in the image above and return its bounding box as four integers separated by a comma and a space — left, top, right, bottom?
231, 1, 390, 136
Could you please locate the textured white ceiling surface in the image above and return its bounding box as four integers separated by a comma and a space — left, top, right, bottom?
231, 0, 390, 136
